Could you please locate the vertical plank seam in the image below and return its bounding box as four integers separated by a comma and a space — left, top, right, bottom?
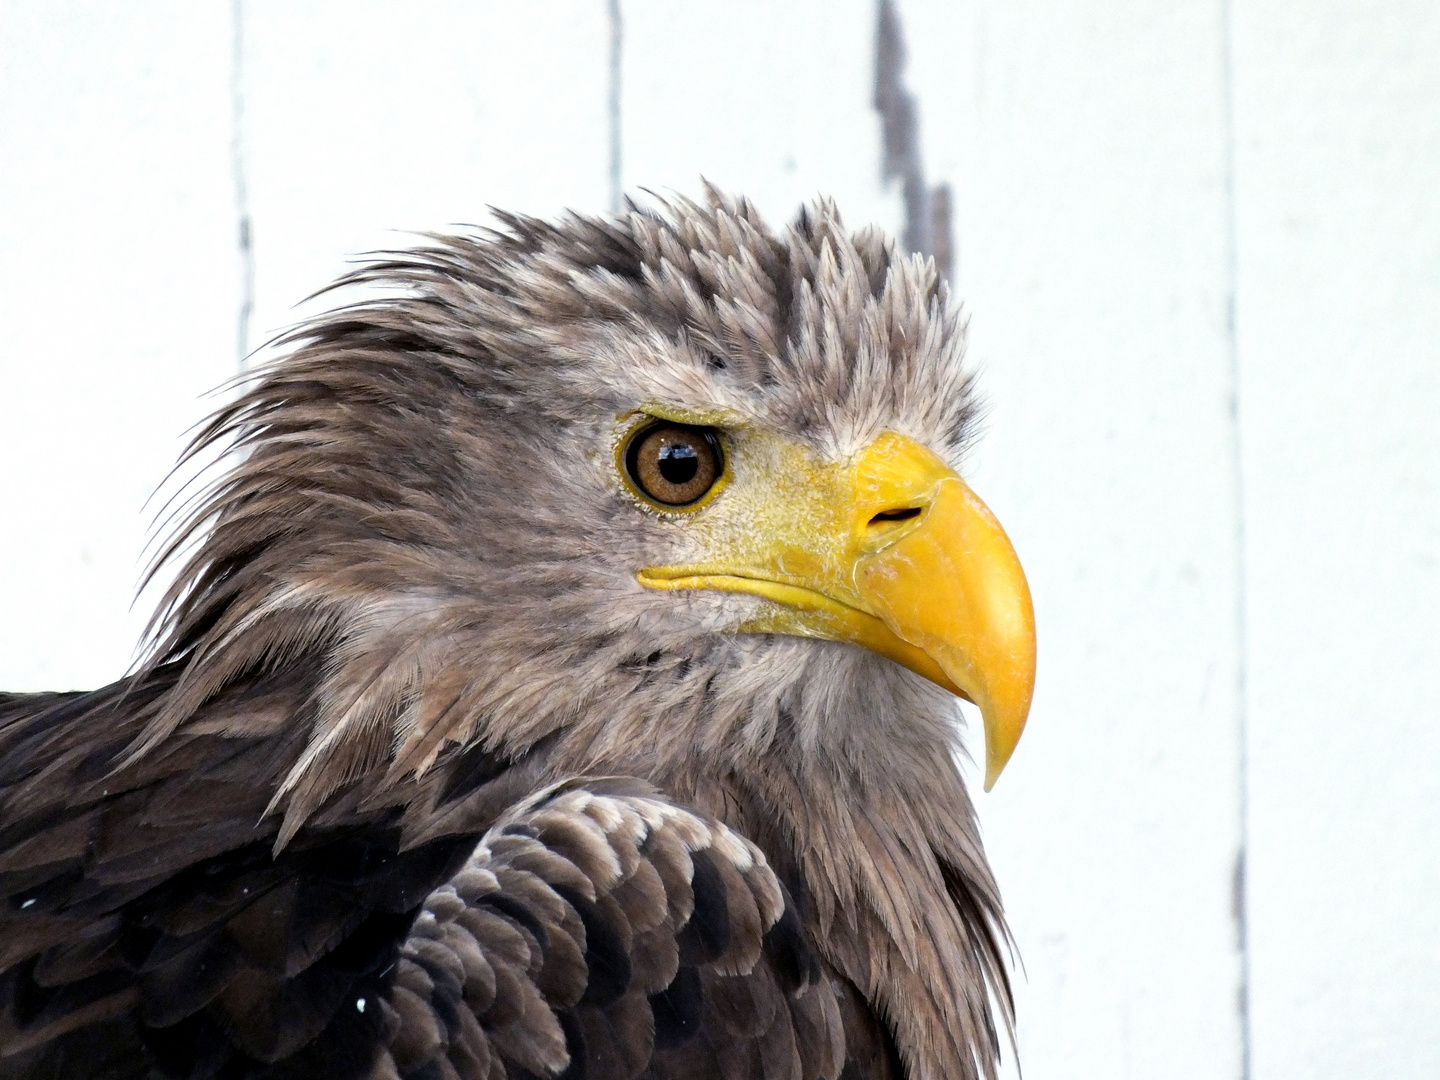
1219, 0, 1254, 1076
607, 0, 623, 213
231, 0, 255, 369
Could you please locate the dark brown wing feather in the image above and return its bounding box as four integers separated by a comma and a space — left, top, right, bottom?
377, 784, 858, 1080
0, 686, 877, 1080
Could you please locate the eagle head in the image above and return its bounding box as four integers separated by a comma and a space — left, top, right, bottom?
145, 187, 1035, 830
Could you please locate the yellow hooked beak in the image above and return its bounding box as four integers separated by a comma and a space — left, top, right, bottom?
636, 430, 1036, 789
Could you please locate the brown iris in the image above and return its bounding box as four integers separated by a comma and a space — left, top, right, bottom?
624, 421, 722, 507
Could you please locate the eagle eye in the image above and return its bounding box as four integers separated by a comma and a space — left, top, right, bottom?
624, 421, 723, 507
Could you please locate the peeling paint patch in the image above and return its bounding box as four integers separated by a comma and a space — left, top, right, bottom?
873, 0, 952, 279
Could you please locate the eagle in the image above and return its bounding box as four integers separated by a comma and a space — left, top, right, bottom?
0, 191, 1036, 1080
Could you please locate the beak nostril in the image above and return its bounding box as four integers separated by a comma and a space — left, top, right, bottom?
868, 507, 923, 526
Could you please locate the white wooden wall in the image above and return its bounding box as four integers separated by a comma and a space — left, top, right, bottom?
1, 3, 1436, 1077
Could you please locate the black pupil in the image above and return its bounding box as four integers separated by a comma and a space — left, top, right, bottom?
658, 443, 699, 484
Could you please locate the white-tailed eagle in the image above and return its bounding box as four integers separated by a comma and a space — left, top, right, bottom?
0, 192, 1035, 1080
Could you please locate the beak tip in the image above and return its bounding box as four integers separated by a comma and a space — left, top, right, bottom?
979, 701, 1028, 793
981, 754, 1004, 793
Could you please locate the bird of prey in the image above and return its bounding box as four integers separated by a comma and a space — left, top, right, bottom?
0, 191, 1036, 1080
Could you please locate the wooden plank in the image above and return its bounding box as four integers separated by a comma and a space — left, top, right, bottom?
241, 0, 612, 349
900, 2, 1245, 1076
0, 0, 237, 691
1231, 2, 1440, 1076
620, 0, 901, 235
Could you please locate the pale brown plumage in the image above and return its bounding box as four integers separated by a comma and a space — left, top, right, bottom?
0, 190, 1012, 1080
